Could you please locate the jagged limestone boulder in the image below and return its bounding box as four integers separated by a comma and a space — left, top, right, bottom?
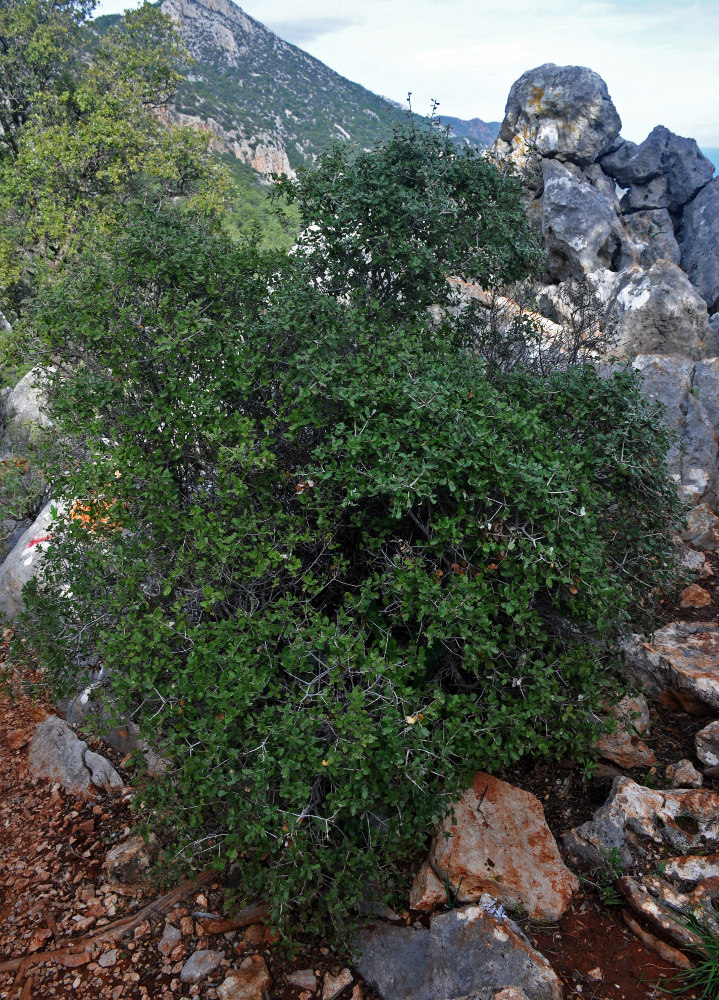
494, 63, 621, 178
28, 715, 123, 796
680, 177, 719, 314
625, 209, 681, 267
605, 261, 713, 358
632, 355, 718, 505
564, 776, 719, 868
540, 159, 635, 282
600, 126, 714, 213
0, 502, 60, 621
622, 621, 719, 713
417, 773, 578, 921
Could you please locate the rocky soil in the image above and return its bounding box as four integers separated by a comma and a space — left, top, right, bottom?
1, 599, 714, 1000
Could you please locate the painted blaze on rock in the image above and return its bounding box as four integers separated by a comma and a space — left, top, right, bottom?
426, 772, 578, 921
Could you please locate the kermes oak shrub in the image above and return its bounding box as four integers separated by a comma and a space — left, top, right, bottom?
17, 125, 682, 935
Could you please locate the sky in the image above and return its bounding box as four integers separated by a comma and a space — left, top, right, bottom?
94, 0, 719, 147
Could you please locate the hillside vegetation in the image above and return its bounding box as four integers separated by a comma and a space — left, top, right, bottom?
1, 0, 682, 940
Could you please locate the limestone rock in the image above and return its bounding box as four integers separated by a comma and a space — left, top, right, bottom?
287, 969, 317, 992
180, 949, 223, 983
106, 833, 159, 887
606, 261, 712, 358
600, 125, 713, 213
680, 177, 719, 314
159, 922, 182, 957
355, 906, 562, 1000
695, 720, 719, 767
323, 968, 353, 1000
540, 158, 633, 282
0, 502, 61, 621
692, 358, 719, 434
622, 621, 719, 712
28, 715, 123, 797
564, 775, 719, 868
409, 858, 447, 912
617, 875, 712, 952
3, 367, 52, 429
680, 584, 712, 609
620, 175, 669, 214
632, 356, 717, 505
495, 63, 621, 173
681, 503, 719, 551
428, 773, 578, 921
674, 538, 706, 576
597, 694, 656, 769
218, 956, 272, 1000
665, 759, 703, 787
625, 209, 680, 267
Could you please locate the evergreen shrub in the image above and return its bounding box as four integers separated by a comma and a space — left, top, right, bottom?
15, 119, 682, 935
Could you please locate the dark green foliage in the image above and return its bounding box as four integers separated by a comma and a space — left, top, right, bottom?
276, 114, 541, 316
15, 120, 682, 938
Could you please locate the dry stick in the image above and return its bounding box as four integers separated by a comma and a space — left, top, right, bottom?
197, 901, 271, 936
0, 870, 227, 976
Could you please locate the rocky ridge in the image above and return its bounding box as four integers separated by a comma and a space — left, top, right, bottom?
92, 0, 500, 182
492, 63, 718, 363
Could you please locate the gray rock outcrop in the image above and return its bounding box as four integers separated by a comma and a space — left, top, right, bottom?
493, 66, 717, 365
680, 177, 719, 314
28, 715, 123, 796
632, 356, 719, 506
495, 63, 621, 174
541, 159, 633, 283
625, 209, 680, 267
355, 906, 562, 1000
607, 261, 713, 358
600, 126, 714, 214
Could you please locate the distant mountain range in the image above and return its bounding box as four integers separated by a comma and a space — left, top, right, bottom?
94, 0, 500, 178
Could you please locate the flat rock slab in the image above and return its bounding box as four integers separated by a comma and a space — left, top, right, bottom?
28, 715, 123, 797
564, 776, 719, 868
622, 621, 719, 712
355, 906, 561, 1000
425, 773, 577, 921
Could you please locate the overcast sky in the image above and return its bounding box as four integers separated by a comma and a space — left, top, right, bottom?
95, 0, 719, 147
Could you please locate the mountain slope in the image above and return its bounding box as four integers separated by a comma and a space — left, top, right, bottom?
92, 0, 499, 244
159, 0, 410, 173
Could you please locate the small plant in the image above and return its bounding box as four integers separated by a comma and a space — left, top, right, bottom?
662, 915, 719, 999
582, 846, 624, 906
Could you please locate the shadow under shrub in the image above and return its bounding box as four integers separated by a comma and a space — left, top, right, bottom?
14, 198, 682, 937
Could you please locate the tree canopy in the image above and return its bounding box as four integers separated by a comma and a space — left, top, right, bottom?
0, 0, 225, 325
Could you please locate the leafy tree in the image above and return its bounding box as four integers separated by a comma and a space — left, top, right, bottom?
275, 110, 541, 315
0, 0, 226, 323
0, 0, 94, 159
13, 117, 682, 938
